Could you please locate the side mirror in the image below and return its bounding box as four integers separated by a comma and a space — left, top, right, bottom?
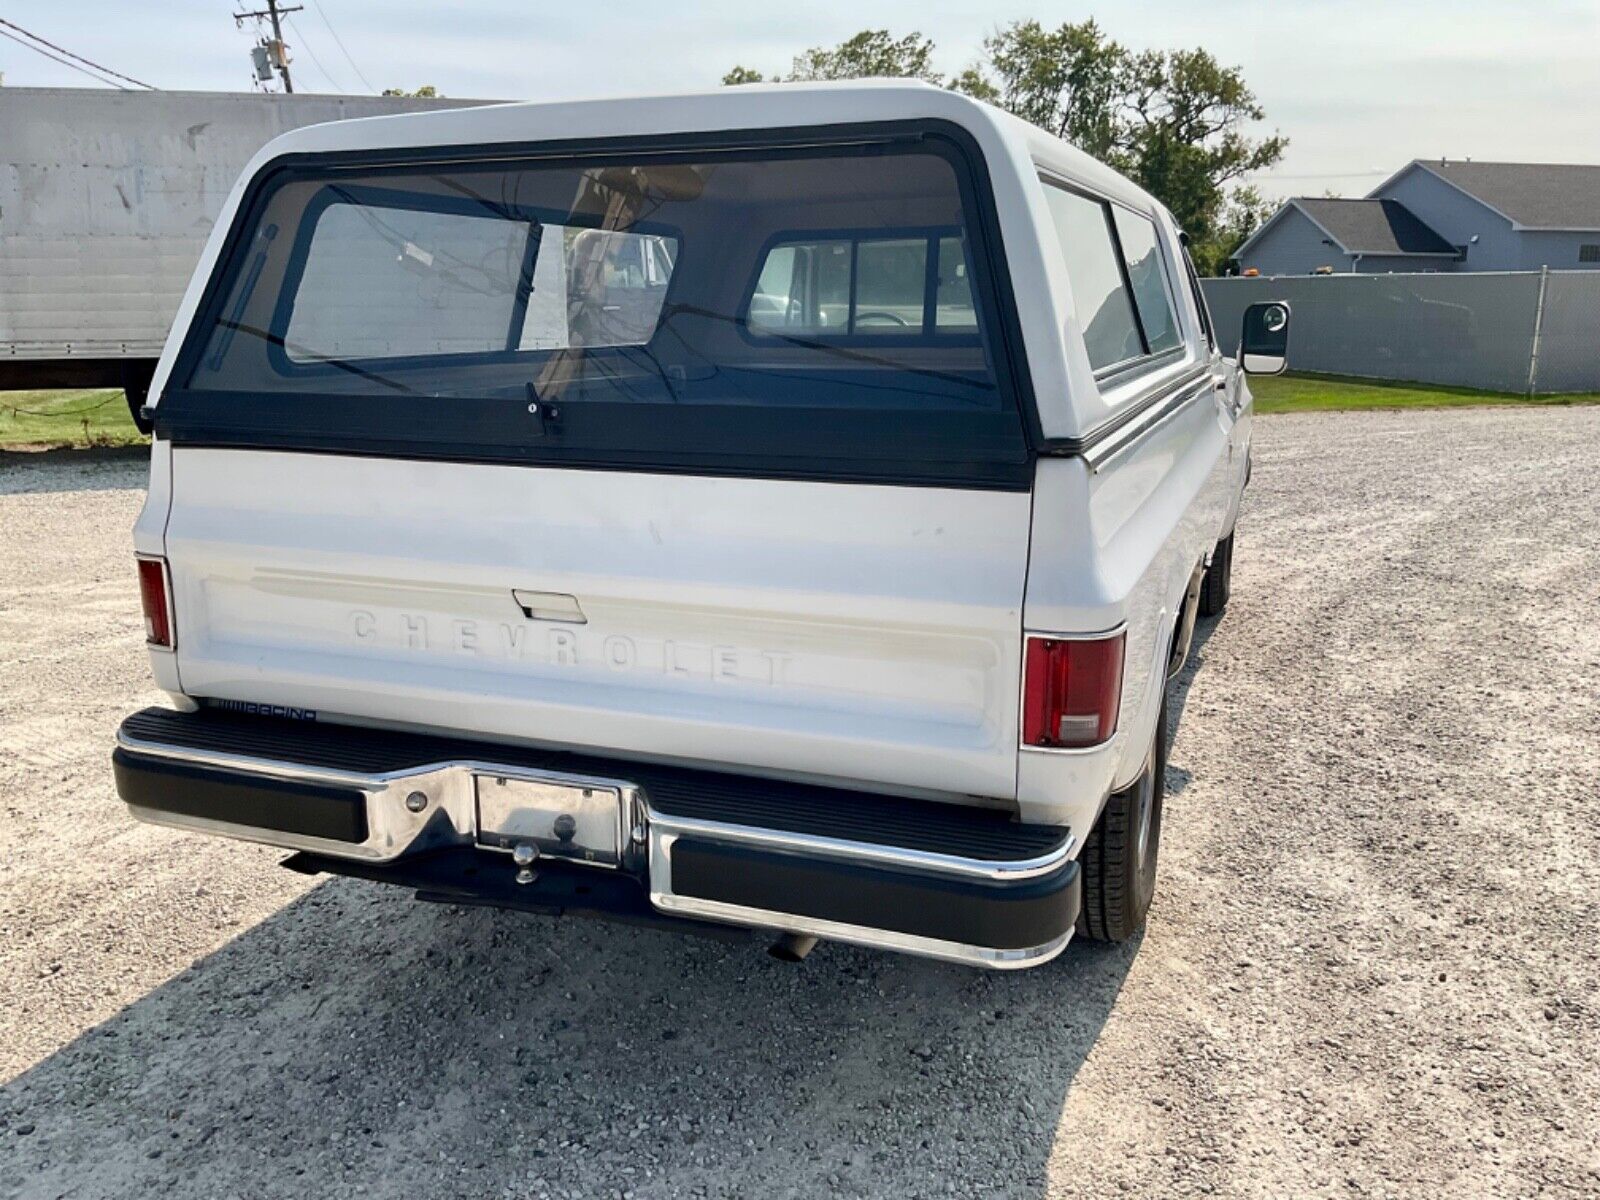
1240, 301, 1291, 375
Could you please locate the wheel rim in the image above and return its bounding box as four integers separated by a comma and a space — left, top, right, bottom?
1134, 766, 1154, 866
1134, 718, 1164, 908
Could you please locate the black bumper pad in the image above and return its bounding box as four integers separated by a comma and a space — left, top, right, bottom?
112, 747, 368, 843
671, 839, 1079, 951
117, 707, 1068, 864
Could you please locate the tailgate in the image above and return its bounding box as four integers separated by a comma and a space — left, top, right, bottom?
164, 448, 1031, 800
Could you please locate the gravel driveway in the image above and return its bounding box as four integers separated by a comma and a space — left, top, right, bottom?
3, 409, 1598, 1199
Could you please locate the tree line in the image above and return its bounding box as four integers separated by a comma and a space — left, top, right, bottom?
724, 23, 1285, 275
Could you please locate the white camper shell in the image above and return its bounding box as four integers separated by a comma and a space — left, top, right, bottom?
115, 82, 1283, 968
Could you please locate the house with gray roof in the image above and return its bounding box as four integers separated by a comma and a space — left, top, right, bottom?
1234, 160, 1600, 275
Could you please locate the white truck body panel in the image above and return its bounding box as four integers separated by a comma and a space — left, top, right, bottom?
135, 80, 1250, 818
1018, 390, 1236, 827
120, 81, 1262, 965
162, 449, 1032, 801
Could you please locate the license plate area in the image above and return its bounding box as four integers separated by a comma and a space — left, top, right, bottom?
475, 774, 623, 868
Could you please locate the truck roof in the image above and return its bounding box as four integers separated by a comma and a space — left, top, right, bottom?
151, 80, 1189, 444
243, 79, 1169, 223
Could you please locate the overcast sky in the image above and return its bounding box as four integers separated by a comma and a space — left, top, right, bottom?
2, 1, 1596, 199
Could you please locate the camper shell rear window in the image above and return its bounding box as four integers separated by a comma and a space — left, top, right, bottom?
159, 123, 1034, 488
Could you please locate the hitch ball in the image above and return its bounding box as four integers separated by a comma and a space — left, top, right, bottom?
512, 841, 539, 885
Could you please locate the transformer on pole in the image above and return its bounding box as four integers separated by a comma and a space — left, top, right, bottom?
234, 0, 302, 93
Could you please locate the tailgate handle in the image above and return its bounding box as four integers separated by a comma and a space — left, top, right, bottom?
513, 591, 587, 624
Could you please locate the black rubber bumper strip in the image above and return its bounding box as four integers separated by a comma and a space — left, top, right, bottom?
670, 839, 1080, 951
118, 706, 1069, 864
112, 747, 369, 844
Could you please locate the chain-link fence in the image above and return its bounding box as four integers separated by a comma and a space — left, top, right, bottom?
1201, 271, 1600, 394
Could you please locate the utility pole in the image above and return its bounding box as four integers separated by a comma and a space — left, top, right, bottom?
235, 1, 303, 93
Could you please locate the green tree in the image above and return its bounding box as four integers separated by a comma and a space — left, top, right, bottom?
723, 24, 1286, 274
1189, 185, 1276, 276
953, 19, 1125, 159
1115, 47, 1287, 264
789, 29, 940, 82
382, 85, 439, 97
724, 29, 940, 87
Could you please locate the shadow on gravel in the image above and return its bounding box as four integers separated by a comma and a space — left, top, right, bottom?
1, 869, 1139, 1198
3, 595, 1185, 1197
0, 446, 149, 495
0, 605, 1210, 1198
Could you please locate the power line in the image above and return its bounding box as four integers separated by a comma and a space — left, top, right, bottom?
309, 0, 376, 92
0, 16, 155, 89
0, 27, 126, 88
284, 14, 345, 92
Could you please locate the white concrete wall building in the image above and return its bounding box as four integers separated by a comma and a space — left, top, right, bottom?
0, 87, 490, 392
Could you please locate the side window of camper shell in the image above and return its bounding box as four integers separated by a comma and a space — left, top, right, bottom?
1037, 176, 1186, 376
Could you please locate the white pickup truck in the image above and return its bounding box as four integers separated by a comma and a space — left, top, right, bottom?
114, 82, 1289, 969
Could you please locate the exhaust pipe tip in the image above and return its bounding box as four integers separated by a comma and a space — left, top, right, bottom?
768, 933, 818, 963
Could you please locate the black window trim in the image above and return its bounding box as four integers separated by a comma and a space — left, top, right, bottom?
1177, 238, 1217, 352
154, 120, 1043, 491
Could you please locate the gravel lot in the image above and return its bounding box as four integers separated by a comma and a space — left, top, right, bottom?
2, 409, 1598, 1199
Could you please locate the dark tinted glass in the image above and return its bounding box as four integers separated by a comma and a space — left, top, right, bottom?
186, 147, 1005, 422
163, 134, 1037, 484
1111, 207, 1182, 356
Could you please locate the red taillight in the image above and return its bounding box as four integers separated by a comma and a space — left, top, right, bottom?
136, 557, 174, 648
1021, 633, 1125, 749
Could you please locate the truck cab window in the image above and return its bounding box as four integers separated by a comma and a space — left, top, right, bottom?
746, 232, 977, 338
285, 202, 533, 362
283, 198, 679, 363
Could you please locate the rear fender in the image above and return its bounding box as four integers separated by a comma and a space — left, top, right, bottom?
1018, 390, 1228, 829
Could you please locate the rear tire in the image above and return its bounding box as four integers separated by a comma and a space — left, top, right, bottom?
1077, 696, 1167, 943
1198, 531, 1234, 617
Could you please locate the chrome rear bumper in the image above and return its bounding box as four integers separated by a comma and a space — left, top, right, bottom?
115, 708, 1079, 969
